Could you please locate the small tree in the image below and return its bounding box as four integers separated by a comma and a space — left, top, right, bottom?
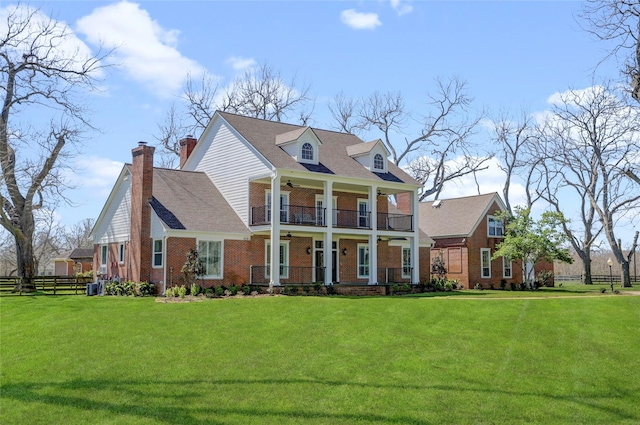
493, 207, 573, 288
181, 248, 204, 290
431, 250, 447, 279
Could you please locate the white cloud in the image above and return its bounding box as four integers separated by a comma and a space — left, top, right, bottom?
76, 2, 205, 98
390, 0, 413, 16
226, 56, 257, 71
340, 9, 382, 30
71, 156, 124, 193
0, 4, 102, 78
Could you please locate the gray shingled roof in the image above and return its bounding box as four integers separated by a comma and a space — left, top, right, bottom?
418, 193, 503, 238
387, 202, 433, 245
218, 112, 419, 186
146, 167, 249, 234
69, 248, 93, 259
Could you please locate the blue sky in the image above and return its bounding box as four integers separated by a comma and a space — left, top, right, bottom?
4, 1, 637, 246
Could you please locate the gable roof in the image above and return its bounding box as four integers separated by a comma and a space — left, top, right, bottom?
417, 193, 506, 238
141, 166, 248, 234
217, 111, 419, 186
346, 139, 389, 158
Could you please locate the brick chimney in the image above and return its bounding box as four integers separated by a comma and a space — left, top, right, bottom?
179, 135, 197, 169
130, 141, 155, 283
396, 192, 412, 215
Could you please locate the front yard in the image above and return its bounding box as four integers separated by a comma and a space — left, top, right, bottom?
1, 292, 639, 424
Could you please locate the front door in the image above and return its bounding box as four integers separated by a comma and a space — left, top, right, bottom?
315, 245, 338, 283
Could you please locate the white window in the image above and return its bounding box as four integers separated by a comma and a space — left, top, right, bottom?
488, 216, 504, 237
503, 257, 512, 279
358, 199, 369, 228
118, 243, 125, 264
199, 240, 222, 278
373, 153, 384, 170
266, 241, 289, 278
315, 194, 338, 226
402, 247, 411, 279
101, 245, 108, 266
358, 244, 369, 278
481, 248, 491, 278
153, 239, 163, 268
301, 142, 314, 161
266, 191, 289, 223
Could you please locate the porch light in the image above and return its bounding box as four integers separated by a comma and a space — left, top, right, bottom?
306, 247, 311, 255
342, 248, 347, 256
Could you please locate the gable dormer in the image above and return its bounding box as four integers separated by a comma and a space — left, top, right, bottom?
275, 127, 321, 165
346, 139, 390, 173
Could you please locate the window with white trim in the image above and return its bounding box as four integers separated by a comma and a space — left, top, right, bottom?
266, 191, 289, 223
118, 243, 125, 264
373, 153, 384, 170
358, 244, 369, 278
402, 247, 411, 279
503, 257, 512, 279
481, 248, 491, 278
266, 241, 289, 278
153, 239, 163, 268
488, 216, 504, 237
101, 245, 108, 266
199, 240, 222, 278
357, 199, 369, 228
301, 142, 314, 161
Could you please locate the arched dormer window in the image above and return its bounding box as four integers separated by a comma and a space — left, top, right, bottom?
373, 153, 384, 170
301, 142, 314, 161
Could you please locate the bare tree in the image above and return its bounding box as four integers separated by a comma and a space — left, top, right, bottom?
539, 83, 640, 286
63, 217, 94, 249
0, 5, 108, 288
328, 77, 491, 200
490, 110, 545, 214
155, 63, 314, 167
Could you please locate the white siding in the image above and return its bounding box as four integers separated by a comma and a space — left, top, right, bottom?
191, 119, 271, 224
94, 181, 132, 244
150, 210, 167, 239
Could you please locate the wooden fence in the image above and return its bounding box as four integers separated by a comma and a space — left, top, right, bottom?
0, 276, 94, 296
555, 274, 640, 284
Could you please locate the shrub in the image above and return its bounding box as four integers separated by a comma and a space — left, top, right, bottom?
326, 284, 337, 295
444, 281, 453, 291
535, 270, 554, 287
215, 286, 224, 297
433, 280, 444, 292
76, 270, 94, 278
242, 285, 251, 295
313, 282, 323, 294
600, 287, 607, 293
500, 279, 507, 290
474, 283, 483, 290
228, 285, 239, 296
177, 286, 187, 298
190, 283, 201, 297
138, 281, 155, 296
283, 285, 298, 296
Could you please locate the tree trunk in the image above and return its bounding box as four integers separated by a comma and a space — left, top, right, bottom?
621, 261, 633, 288
14, 228, 36, 291
581, 251, 593, 284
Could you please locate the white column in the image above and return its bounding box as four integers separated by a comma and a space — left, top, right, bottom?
270, 173, 281, 287
369, 185, 378, 284
324, 180, 333, 285
411, 189, 420, 284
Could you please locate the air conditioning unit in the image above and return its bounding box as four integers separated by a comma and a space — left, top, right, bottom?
99, 265, 107, 275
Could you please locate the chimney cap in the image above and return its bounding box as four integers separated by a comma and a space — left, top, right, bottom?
138, 141, 147, 147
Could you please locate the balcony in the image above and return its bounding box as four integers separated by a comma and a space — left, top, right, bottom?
251, 204, 412, 232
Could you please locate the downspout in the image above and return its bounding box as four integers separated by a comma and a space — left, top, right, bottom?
162, 236, 168, 296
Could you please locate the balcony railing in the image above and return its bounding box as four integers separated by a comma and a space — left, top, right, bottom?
250, 266, 325, 285
377, 212, 413, 231
251, 205, 325, 226
251, 204, 412, 232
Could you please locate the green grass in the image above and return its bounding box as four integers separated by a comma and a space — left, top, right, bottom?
1, 292, 639, 424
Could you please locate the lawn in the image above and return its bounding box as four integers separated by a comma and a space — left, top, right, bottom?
1, 292, 639, 424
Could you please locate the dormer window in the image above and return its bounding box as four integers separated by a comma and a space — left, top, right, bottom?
301, 142, 314, 161
373, 153, 384, 170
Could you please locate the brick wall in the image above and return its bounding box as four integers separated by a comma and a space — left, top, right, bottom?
130, 143, 154, 283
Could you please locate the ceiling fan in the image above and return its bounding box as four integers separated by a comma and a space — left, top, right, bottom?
286, 180, 300, 188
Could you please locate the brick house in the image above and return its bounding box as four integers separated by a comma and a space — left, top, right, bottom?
401, 192, 554, 289
52, 248, 93, 276
91, 112, 433, 293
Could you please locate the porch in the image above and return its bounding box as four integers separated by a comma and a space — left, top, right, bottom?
249, 266, 413, 285
250, 204, 413, 231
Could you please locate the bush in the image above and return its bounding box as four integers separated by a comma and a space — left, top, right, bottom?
105, 280, 136, 296
326, 284, 337, 295
500, 279, 507, 290
535, 270, 554, 287
600, 287, 607, 293
190, 283, 201, 296
228, 285, 239, 296
444, 281, 453, 291
474, 283, 483, 290
177, 286, 187, 298
215, 286, 224, 297
137, 281, 155, 296
242, 285, 251, 295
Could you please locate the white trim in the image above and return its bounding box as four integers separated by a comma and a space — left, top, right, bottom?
357, 243, 369, 278
118, 243, 125, 265
100, 245, 108, 266
502, 257, 512, 279
402, 246, 411, 279
197, 239, 223, 279
357, 198, 369, 228
487, 215, 504, 237
266, 189, 290, 223
152, 239, 163, 268
481, 248, 491, 278
265, 240, 290, 279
